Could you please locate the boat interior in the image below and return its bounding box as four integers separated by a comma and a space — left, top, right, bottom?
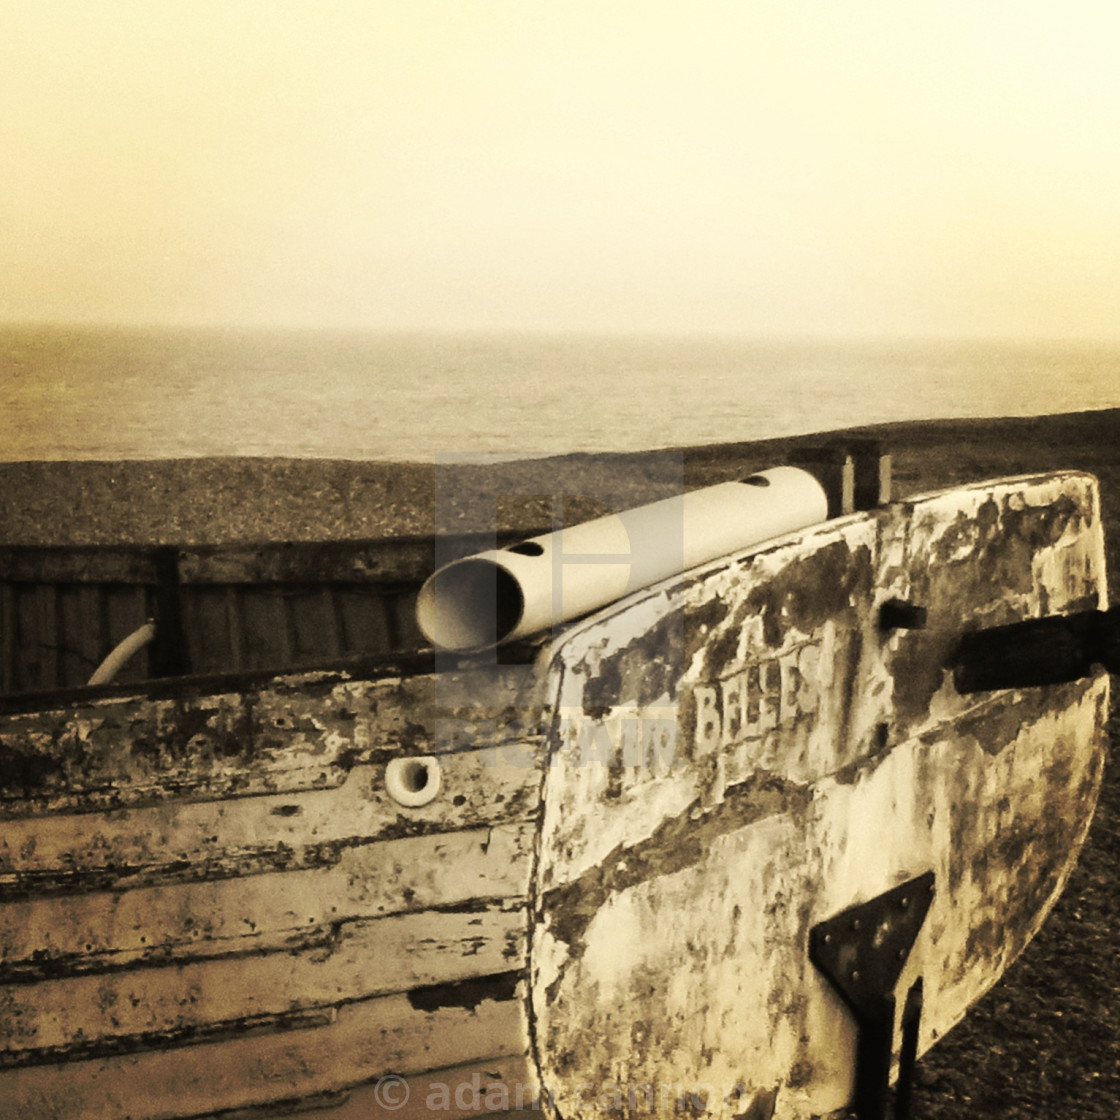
0, 532, 542, 707
0, 443, 882, 708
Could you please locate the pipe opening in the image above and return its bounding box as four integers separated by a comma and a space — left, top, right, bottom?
740, 474, 772, 487
416, 558, 526, 650
506, 541, 545, 556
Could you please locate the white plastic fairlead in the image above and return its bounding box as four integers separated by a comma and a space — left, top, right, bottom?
385, 756, 442, 807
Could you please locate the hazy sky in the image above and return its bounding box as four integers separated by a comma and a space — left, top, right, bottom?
4, 1, 1120, 338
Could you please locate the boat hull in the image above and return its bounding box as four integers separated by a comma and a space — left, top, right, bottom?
531, 471, 1108, 1119
0, 470, 1109, 1119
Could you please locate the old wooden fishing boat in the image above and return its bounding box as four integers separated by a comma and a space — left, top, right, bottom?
0, 446, 1113, 1120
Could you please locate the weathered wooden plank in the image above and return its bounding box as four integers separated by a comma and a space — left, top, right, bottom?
283, 587, 335, 665
135, 584, 155, 681
286, 1056, 540, 1120
12, 585, 49, 693
0, 574, 416, 694
0, 823, 535, 972
100, 585, 152, 685
225, 587, 245, 672
55, 585, 104, 688
0, 906, 526, 1057
175, 539, 434, 585
35, 585, 61, 692
174, 533, 525, 586
389, 586, 426, 650
236, 587, 290, 671
190, 1057, 541, 1120
0, 583, 15, 695
0, 535, 525, 610
890, 471, 1105, 745
180, 586, 236, 676
0, 750, 543, 893
0, 685, 344, 816
0, 548, 159, 585
1, 979, 528, 1120
0, 666, 547, 817
536, 515, 882, 895
335, 586, 393, 656
322, 586, 343, 658
149, 548, 189, 679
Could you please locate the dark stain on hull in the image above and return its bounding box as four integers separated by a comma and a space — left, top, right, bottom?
579, 611, 690, 715
407, 969, 521, 1013
543, 773, 812, 961
0, 748, 65, 801
731, 1084, 779, 1120
748, 540, 872, 652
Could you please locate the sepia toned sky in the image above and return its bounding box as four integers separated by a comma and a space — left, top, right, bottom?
3, 1, 1120, 338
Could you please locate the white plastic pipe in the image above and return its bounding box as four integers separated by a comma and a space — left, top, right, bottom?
88, 620, 157, 685
417, 466, 828, 651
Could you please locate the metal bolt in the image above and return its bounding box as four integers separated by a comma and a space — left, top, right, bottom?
824, 933, 833, 945
852, 918, 861, 931
899, 896, 910, 910
851, 969, 861, 982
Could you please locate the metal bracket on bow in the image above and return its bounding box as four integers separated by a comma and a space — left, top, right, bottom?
809, 872, 935, 1120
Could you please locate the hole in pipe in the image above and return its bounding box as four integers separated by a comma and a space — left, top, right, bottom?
740, 474, 771, 487
506, 541, 544, 556
417, 559, 526, 650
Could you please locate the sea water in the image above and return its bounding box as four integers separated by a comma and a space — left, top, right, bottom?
2, 324, 1119, 462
